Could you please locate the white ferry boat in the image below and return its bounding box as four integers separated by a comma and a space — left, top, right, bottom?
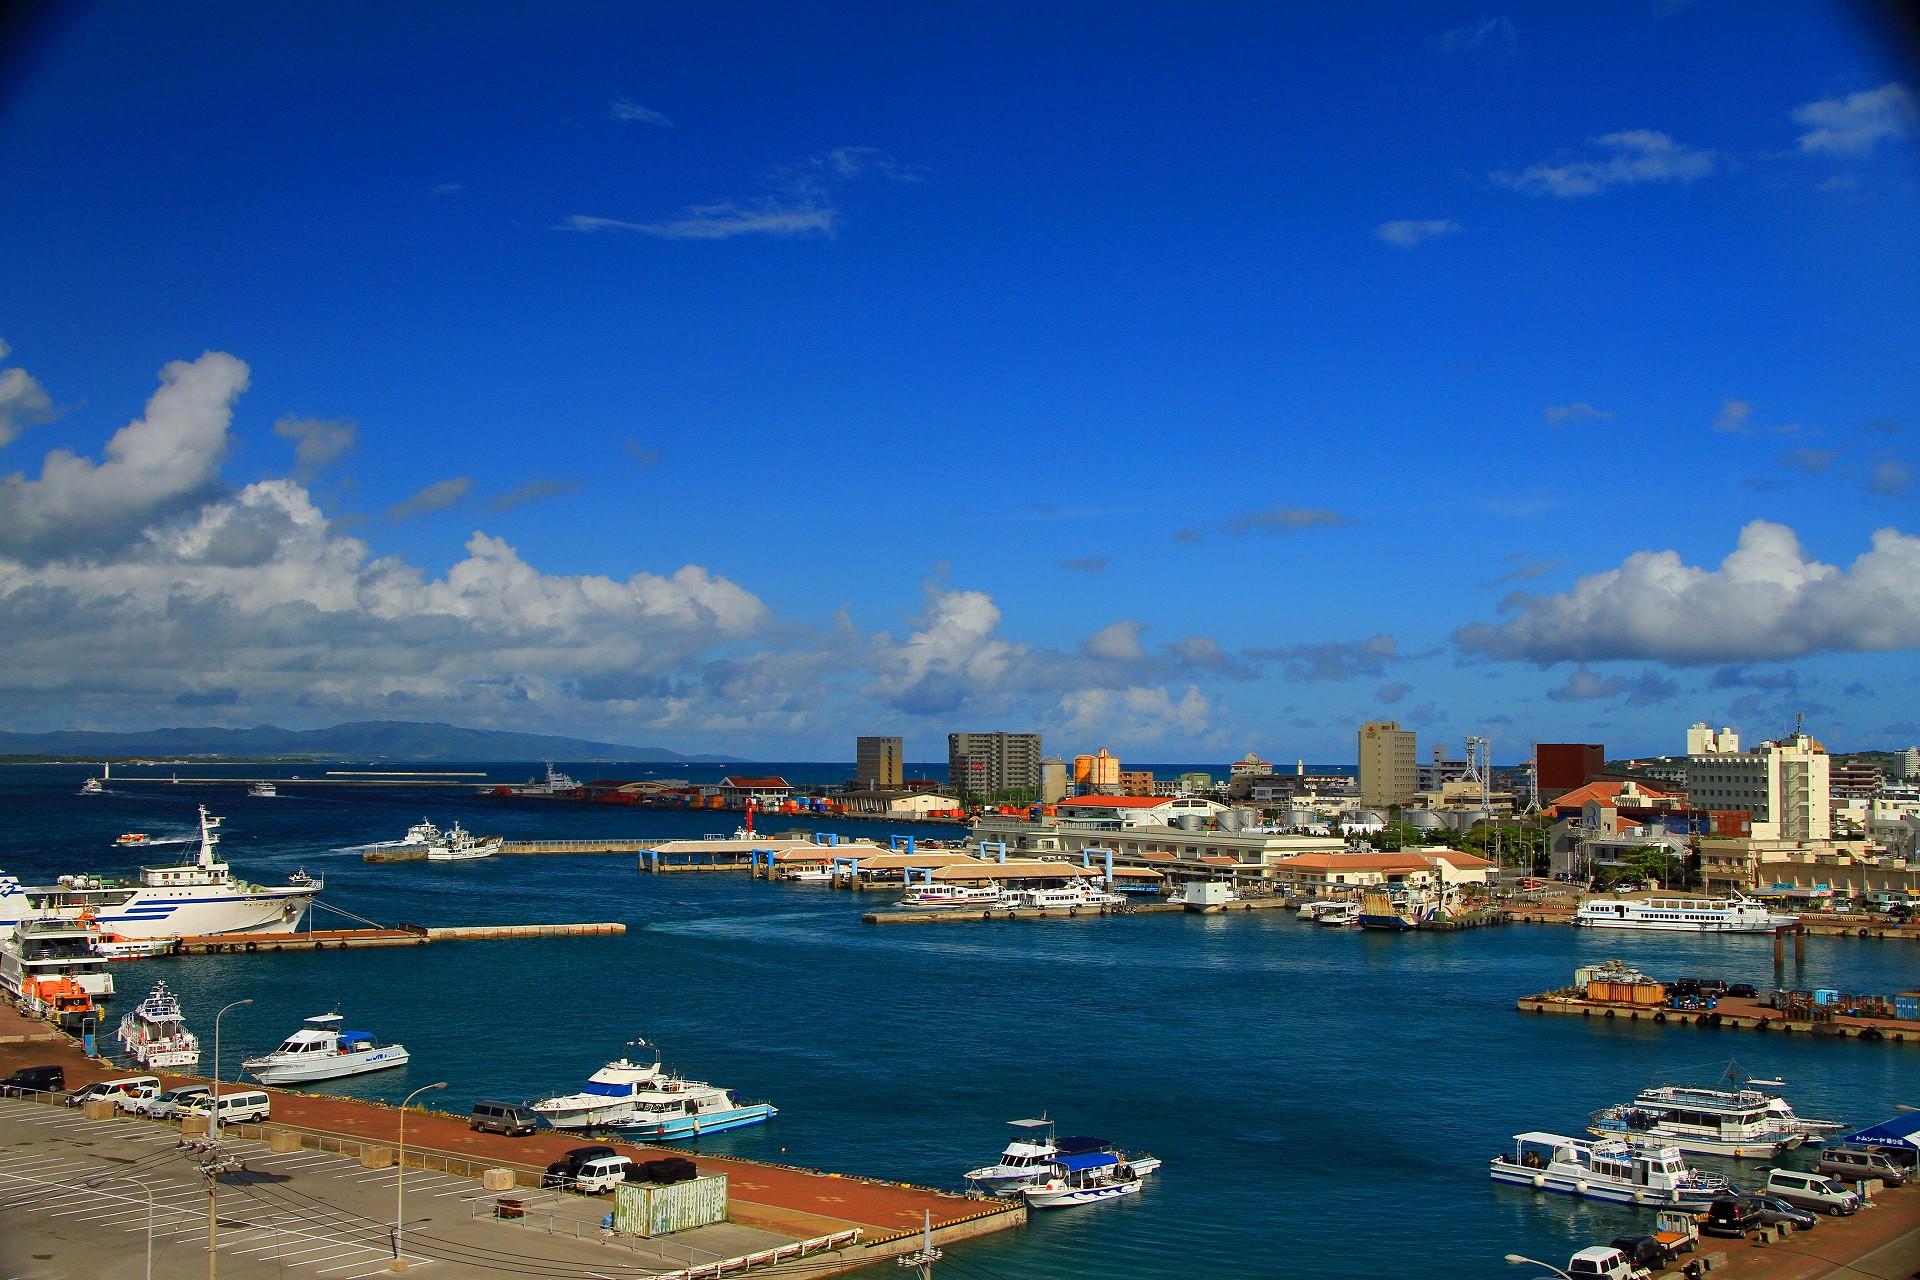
1020, 1149, 1162, 1208
1490, 1132, 1734, 1208
0, 915, 115, 1002
531, 1042, 666, 1129
80, 764, 108, 795
1572, 894, 1798, 933
249, 781, 278, 798
242, 1013, 410, 1084
0, 807, 321, 939
613, 1077, 778, 1140
899, 883, 1002, 909
425, 821, 501, 862
1001, 881, 1126, 910
117, 981, 201, 1070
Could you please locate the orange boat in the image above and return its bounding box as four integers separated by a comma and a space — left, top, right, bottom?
114, 832, 151, 845
22, 974, 96, 1031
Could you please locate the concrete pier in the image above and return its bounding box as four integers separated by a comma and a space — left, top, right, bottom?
168, 923, 625, 954
1517, 992, 1920, 1045
864, 898, 1294, 924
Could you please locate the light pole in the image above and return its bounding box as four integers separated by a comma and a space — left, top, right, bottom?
209, 997, 251, 1280
88, 1175, 153, 1280
1505, 1254, 1573, 1280
392, 1081, 446, 1271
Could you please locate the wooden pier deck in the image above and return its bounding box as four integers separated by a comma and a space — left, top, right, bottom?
1517, 992, 1920, 1044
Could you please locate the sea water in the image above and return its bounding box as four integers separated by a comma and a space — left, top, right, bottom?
6, 764, 1917, 1279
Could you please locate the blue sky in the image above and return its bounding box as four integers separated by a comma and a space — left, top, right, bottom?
2, 1, 1918, 761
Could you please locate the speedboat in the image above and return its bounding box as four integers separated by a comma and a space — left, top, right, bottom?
1490, 1132, 1734, 1208
114, 833, 151, 846
613, 1077, 778, 1140
899, 884, 1002, 909
1020, 1149, 1162, 1208
117, 981, 201, 1070
782, 866, 834, 882
531, 1041, 668, 1129
249, 782, 278, 798
242, 1013, 410, 1084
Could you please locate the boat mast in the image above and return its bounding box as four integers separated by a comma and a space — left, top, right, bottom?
195, 807, 223, 869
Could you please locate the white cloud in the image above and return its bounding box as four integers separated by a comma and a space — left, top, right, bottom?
610, 98, 673, 127
1083, 620, 1148, 662
1436, 15, 1517, 59
1493, 130, 1717, 198
1059, 685, 1212, 743
272, 415, 357, 482
385, 477, 472, 521
1544, 402, 1612, 426
1375, 219, 1462, 247
1791, 83, 1917, 157
0, 340, 56, 448
1455, 519, 1920, 663
0, 350, 243, 561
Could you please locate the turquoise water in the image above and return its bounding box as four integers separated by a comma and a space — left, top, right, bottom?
5, 765, 1917, 1279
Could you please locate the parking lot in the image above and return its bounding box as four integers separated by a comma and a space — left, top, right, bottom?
0, 1097, 791, 1280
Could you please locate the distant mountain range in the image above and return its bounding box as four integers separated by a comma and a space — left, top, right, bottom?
0, 720, 743, 762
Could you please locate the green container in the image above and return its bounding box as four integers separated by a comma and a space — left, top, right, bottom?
613, 1174, 728, 1238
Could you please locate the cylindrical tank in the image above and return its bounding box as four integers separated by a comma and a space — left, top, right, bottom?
1406, 809, 1446, 831
1175, 813, 1203, 832
1217, 809, 1243, 832
1232, 807, 1257, 829
1286, 808, 1316, 829
1358, 810, 1388, 826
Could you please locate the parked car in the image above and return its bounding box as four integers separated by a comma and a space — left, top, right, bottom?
1724, 982, 1758, 999
1816, 1145, 1909, 1187
469, 1101, 540, 1136
183, 1090, 271, 1125
65, 1075, 160, 1108
1735, 1194, 1817, 1231
143, 1086, 211, 1119
1764, 1169, 1861, 1216
0, 1065, 64, 1097
1565, 1246, 1647, 1280
1608, 1235, 1672, 1270
115, 1084, 162, 1114
1703, 1197, 1763, 1238
543, 1145, 620, 1189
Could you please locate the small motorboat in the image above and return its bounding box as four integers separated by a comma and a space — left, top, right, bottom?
96, 933, 179, 960
115, 833, 152, 846
1314, 901, 1361, 927
243, 1013, 410, 1084
1020, 1149, 1162, 1208
425, 821, 500, 861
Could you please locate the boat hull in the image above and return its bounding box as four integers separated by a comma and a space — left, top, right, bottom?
1489, 1162, 1722, 1209
1023, 1180, 1142, 1209
1572, 918, 1783, 934
614, 1103, 776, 1140
244, 1046, 410, 1084
1587, 1126, 1796, 1159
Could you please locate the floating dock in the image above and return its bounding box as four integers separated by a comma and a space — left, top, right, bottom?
1517, 992, 1920, 1045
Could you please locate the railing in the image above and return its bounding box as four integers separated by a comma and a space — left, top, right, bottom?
649, 1228, 864, 1279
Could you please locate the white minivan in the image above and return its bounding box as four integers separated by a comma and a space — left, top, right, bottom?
185, 1090, 272, 1125
571, 1155, 633, 1195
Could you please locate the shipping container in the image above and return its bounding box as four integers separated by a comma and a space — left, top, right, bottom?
613, 1174, 727, 1238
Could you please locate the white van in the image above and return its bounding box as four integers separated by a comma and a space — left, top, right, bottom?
66, 1075, 161, 1108
115, 1083, 163, 1114
186, 1090, 272, 1125
571, 1155, 632, 1195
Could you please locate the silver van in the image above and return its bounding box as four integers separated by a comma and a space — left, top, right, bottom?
469, 1101, 539, 1136
1764, 1168, 1861, 1216
1816, 1145, 1908, 1187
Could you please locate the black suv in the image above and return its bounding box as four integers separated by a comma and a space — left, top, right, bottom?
0, 1065, 64, 1096
542, 1145, 619, 1188
1608, 1235, 1669, 1270
1703, 1196, 1762, 1238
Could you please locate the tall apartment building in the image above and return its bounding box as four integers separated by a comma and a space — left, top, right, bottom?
855, 736, 903, 789
1358, 720, 1418, 807
1686, 731, 1831, 841
1900, 747, 1920, 780
948, 731, 1043, 800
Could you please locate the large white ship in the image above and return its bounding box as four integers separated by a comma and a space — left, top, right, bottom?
1572, 893, 1798, 934
0, 807, 321, 939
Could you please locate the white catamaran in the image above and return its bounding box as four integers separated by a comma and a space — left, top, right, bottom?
0, 807, 320, 939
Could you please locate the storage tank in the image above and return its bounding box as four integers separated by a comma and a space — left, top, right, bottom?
1217, 809, 1244, 832
1285, 808, 1316, 829
1405, 808, 1446, 831
1175, 813, 1203, 832
1357, 810, 1388, 826
1232, 807, 1257, 829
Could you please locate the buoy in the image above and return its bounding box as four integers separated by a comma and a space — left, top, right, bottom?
1574, 1180, 1588, 1196
1531, 1174, 1546, 1189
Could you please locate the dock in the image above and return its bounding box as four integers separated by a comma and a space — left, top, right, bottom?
864, 897, 1293, 924
169, 922, 626, 954
366, 837, 657, 861
0, 1031, 1025, 1279
1517, 992, 1920, 1045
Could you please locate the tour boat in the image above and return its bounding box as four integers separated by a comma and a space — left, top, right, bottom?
611, 1077, 778, 1140
248, 782, 278, 798
1000, 881, 1126, 910
1490, 1132, 1734, 1208
966, 1118, 1131, 1193
117, 981, 201, 1070
1020, 1149, 1162, 1208
1314, 901, 1361, 927
0, 807, 321, 939
0, 914, 115, 1002
114, 833, 151, 846
531, 1041, 668, 1129
1590, 1069, 1845, 1156
1572, 894, 1798, 933
899, 883, 1003, 909
242, 1013, 410, 1084
425, 821, 501, 861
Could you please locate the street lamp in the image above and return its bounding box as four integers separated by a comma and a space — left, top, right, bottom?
392, 1081, 447, 1272
88, 1176, 153, 1280
209, 998, 253, 1142
208, 997, 251, 1280
1505, 1255, 1573, 1280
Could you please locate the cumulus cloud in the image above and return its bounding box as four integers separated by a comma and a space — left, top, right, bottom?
489, 478, 582, 513
1223, 505, 1359, 535
0, 350, 243, 562
1083, 620, 1148, 662
1791, 83, 1916, 157
1059, 685, 1212, 742
1249, 634, 1400, 681
610, 98, 673, 127
272, 415, 357, 482
1493, 130, 1717, 198
385, 477, 472, 522
0, 340, 56, 448
1545, 402, 1612, 426
1375, 219, 1461, 247
1455, 519, 1920, 664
